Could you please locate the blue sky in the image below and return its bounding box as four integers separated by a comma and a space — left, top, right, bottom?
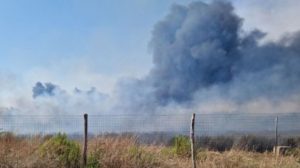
1, 0, 300, 95
0, 0, 210, 72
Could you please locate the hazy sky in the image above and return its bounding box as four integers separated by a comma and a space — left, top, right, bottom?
1, 0, 300, 95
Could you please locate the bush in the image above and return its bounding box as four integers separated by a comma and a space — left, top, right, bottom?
86, 145, 103, 168
87, 137, 161, 168
234, 135, 274, 152
198, 136, 234, 152
128, 146, 159, 167
87, 154, 100, 168
170, 135, 191, 157
285, 147, 300, 163
282, 137, 300, 148
39, 133, 81, 168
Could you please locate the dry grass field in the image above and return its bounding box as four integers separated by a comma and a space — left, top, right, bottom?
0, 133, 300, 168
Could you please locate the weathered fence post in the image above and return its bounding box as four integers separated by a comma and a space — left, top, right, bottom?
190, 113, 196, 168
83, 113, 88, 167
274, 116, 278, 156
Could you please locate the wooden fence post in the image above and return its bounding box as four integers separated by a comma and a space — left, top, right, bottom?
83, 113, 88, 167
190, 113, 196, 168
274, 116, 278, 156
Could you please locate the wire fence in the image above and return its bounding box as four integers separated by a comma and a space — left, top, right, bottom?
1, 112, 300, 140
1, 112, 300, 168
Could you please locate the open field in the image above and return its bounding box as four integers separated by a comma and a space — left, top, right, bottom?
0, 133, 300, 168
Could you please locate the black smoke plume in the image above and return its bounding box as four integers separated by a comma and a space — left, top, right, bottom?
32, 82, 59, 98
116, 1, 300, 113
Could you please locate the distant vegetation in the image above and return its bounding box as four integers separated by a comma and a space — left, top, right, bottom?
0, 133, 300, 167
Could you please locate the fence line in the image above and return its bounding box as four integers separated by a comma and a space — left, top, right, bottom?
1, 112, 300, 139
1, 112, 300, 167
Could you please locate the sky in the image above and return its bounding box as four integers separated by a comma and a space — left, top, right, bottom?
1, 0, 300, 97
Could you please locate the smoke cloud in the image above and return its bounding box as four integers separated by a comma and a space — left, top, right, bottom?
114, 1, 300, 114
32, 82, 59, 98
149, 1, 241, 104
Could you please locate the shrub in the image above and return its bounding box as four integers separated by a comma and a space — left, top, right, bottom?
233, 135, 274, 152
87, 146, 103, 168
285, 147, 300, 163
39, 133, 81, 168
282, 137, 300, 148
128, 146, 159, 167
286, 148, 300, 155
88, 137, 161, 168
87, 154, 100, 168
198, 136, 234, 152
170, 135, 191, 157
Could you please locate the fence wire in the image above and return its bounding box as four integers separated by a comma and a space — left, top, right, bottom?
1, 113, 300, 139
